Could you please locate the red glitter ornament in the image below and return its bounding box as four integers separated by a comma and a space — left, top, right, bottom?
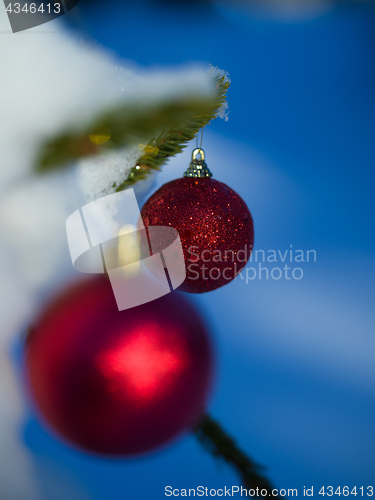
25, 276, 213, 456
141, 148, 254, 293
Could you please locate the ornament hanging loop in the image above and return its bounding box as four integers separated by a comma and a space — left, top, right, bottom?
184, 148, 213, 178
193, 148, 206, 163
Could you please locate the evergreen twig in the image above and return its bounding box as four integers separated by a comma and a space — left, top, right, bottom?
194, 414, 279, 496
34, 74, 230, 191
117, 75, 229, 190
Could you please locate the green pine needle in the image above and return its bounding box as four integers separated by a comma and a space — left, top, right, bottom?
34, 73, 230, 191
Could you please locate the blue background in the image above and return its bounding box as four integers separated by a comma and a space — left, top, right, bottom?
24, 1, 375, 498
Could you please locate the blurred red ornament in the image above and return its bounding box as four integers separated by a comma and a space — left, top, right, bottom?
26, 276, 213, 456
141, 148, 254, 293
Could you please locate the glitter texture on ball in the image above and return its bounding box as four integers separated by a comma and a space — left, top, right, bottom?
141, 177, 254, 293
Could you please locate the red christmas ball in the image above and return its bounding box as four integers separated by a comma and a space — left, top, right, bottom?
141, 177, 254, 294
25, 276, 213, 456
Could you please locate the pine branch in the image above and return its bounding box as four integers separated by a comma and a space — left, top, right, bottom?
116, 75, 229, 189
34, 74, 230, 191
194, 414, 279, 496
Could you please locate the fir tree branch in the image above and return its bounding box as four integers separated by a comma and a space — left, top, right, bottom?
34, 74, 230, 192
116, 75, 229, 189
194, 414, 279, 496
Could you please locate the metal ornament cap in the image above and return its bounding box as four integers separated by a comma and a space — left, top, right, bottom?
184, 148, 213, 178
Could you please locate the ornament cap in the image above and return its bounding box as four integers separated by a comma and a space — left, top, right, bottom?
184, 148, 213, 178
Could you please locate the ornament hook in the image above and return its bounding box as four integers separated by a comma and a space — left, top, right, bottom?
184, 147, 212, 178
